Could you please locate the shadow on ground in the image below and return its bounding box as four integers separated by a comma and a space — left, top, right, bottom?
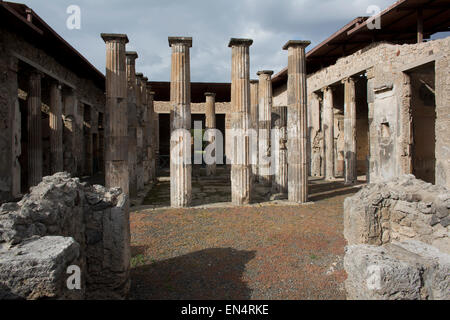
130, 247, 256, 300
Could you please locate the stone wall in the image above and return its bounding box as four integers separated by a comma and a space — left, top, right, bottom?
0, 172, 130, 299
343, 175, 450, 299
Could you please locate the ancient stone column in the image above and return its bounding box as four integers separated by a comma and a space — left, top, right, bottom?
141, 76, 150, 185
146, 86, 156, 183
322, 86, 335, 180
62, 88, 77, 176
27, 70, 43, 188
310, 92, 322, 177
125, 52, 138, 196
91, 109, 99, 172
136, 73, 145, 191
283, 40, 310, 203
49, 81, 64, 173
272, 106, 288, 196
169, 37, 192, 208
101, 33, 129, 195
229, 38, 253, 205
343, 77, 357, 184
257, 70, 273, 186
204, 92, 216, 176
250, 80, 259, 182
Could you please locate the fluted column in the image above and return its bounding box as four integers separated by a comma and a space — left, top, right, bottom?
126, 52, 138, 196
250, 79, 259, 182
343, 77, 357, 184
141, 77, 150, 185
229, 38, 253, 205
310, 92, 322, 177
62, 88, 78, 175
257, 70, 273, 186
136, 73, 145, 191
146, 86, 156, 183
205, 92, 216, 176
283, 40, 310, 203
169, 36, 192, 208
322, 86, 335, 180
101, 33, 129, 195
27, 70, 43, 188
272, 106, 288, 196
91, 109, 99, 173
49, 81, 64, 173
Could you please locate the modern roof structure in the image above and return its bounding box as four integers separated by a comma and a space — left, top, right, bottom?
272, 0, 450, 87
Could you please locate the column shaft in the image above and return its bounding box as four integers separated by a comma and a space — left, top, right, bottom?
257, 70, 273, 186
102, 33, 129, 195
343, 77, 357, 184
136, 73, 145, 192
126, 52, 138, 196
322, 86, 335, 180
283, 40, 310, 203
272, 106, 288, 195
27, 71, 43, 188
229, 38, 253, 205
49, 82, 64, 173
169, 37, 192, 208
250, 80, 259, 181
146, 88, 155, 183
205, 93, 216, 176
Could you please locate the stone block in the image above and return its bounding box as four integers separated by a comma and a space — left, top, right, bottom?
0, 236, 81, 300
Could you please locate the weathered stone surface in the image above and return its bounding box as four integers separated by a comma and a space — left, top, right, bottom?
344, 175, 450, 254
345, 240, 450, 300
0, 236, 80, 300
0, 172, 130, 299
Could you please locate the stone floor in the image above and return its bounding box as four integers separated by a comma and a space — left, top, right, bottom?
129, 166, 366, 299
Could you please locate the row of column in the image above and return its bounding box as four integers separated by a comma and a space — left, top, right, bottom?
313, 76, 357, 185
166, 36, 310, 207
25, 69, 101, 189
102, 34, 158, 198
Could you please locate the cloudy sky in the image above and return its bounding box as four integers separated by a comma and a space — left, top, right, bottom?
26, 0, 396, 82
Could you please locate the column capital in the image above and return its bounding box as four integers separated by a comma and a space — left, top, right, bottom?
282, 40, 311, 50
101, 33, 129, 44
321, 85, 333, 93
257, 70, 274, 76
135, 73, 143, 80
142, 76, 148, 83
126, 51, 138, 63
168, 36, 192, 47
341, 76, 356, 84
228, 38, 253, 47
250, 79, 259, 84
204, 92, 216, 98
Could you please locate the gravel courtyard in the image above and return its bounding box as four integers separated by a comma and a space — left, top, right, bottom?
129, 170, 363, 300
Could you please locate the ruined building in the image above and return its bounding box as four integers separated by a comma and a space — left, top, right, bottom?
0, 0, 449, 300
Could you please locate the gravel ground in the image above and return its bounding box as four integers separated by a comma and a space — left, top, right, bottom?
130, 181, 358, 300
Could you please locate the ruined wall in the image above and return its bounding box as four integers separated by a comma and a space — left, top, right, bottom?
273, 37, 449, 186
0, 27, 105, 203
0, 172, 130, 299
343, 175, 450, 299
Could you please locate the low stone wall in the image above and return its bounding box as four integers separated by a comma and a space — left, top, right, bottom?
344, 174, 449, 253
343, 175, 450, 300
0, 172, 130, 299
